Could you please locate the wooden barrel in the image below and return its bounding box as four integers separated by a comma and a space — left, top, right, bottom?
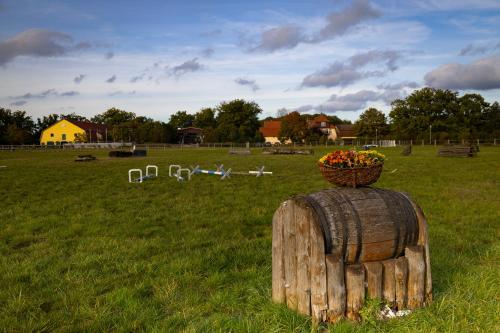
290, 187, 420, 264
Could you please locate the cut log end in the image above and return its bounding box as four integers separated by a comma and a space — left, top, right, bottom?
406, 245, 425, 310
345, 264, 365, 321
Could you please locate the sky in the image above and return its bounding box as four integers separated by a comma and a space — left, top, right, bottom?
0, 0, 499, 122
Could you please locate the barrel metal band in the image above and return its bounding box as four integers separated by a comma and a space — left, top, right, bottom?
301, 195, 333, 254
399, 192, 419, 246
323, 189, 349, 260
336, 189, 363, 263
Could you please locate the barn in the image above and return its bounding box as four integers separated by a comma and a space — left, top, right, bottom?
40, 119, 109, 145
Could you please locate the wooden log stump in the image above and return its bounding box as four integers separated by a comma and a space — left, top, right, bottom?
310, 208, 328, 322
296, 204, 311, 316
406, 245, 425, 310
382, 259, 396, 308
326, 254, 345, 323
345, 265, 365, 321
395, 257, 408, 310
271, 203, 286, 303
284, 202, 298, 310
364, 262, 383, 300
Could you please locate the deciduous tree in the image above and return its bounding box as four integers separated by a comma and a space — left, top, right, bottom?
215, 99, 262, 142
354, 108, 389, 138
279, 111, 307, 143
168, 111, 195, 129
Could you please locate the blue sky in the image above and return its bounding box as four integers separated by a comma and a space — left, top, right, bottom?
1, 0, 499, 121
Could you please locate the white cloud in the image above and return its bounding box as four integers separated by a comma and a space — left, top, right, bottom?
459, 42, 500, 56
251, 0, 380, 52
235, 78, 259, 91
171, 58, 204, 77
73, 74, 86, 84
105, 75, 116, 83
301, 50, 402, 88
296, 90, 380, 112
0, 29, 90, 66
424, 55, 500, 90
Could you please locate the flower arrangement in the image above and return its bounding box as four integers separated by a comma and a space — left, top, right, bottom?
318, 149, 385, 187
319, 150, 385, 169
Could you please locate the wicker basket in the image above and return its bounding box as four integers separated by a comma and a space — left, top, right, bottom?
319, 163, 383, 188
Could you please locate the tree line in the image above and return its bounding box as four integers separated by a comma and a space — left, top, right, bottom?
0, 88, 498, 145
0, 99, 264, 144
275, 88, 498, 143
354, 88, 499, 142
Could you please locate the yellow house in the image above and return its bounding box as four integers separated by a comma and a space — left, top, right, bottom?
40, 119, 108, 145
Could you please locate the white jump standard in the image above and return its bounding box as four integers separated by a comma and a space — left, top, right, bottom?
169, 164, 191, 182
128, 165, 158, 183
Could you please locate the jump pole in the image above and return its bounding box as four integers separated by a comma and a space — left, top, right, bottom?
231, 166, 273, 177
190, 165, 232, 180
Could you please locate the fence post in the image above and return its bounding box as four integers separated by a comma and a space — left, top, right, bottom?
434, 139, 436, 147
421, 140, 424, 146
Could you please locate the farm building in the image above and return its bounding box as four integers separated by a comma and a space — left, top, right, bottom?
336, 124, 357, 145
307, 114, 338, 141
177, 127, 203, 144
260, 115, 340, 144
259, 120, 282, 145
40, 119, 109, 145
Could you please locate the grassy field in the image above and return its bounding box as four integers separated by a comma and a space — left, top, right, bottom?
0, 146, 499, 332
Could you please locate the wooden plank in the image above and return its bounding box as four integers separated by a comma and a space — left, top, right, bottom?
326, 254, 345, 323
296, 203, 311, 316
395, 256, 408, 310
345, 264, 365, 321
406, 245, 425, 310
400, 193, 432, 304
363, 261, 383, 300
310, 208, 328, 322
272, 201, 286, 303
410, 200, 433, 304
284, 200, 298, 310
382, 259, 396, 308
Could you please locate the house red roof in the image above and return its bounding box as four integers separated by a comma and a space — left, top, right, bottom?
308, 114, 330, 128
313, 115, 329, 123
259, 120, 281, 137
70, 120, 109, 133
336, 124, 357, 138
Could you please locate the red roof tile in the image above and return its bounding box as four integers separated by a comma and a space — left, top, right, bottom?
259, 120, 281, 137
70, 120, 109, 133
336, 124, 357, 138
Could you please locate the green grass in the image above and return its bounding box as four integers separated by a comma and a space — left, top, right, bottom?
0, 146, 499, 332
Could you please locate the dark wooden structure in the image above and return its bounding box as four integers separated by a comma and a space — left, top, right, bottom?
75, 154, 96, 162
401, 145, 412, 156
229, 148, 251, 155
109, 151, 133, 157
272, 187, 431, 322
262, 147, 314, 155
178, 127, 203, 144
438, 144, 476, 157
109, 149, 147, 157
